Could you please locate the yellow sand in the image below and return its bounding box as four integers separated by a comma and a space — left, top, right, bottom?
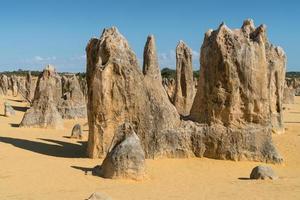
0, 95, 300, 200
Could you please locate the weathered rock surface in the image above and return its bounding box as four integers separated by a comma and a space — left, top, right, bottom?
93, 123, 146, 180
24, 71, 37, 102
86, 27, 180, 158
190, 19, 286, 135
87, 192, 112, 200
58, 74, 87, 119
4, 102, 15, 117
86, 23, 283, 164
288, 77, 300, 96
71, 124, 83, 139
172, 41, 195, 116
10, 75, 18, 97
0, 74, 9, 95
250, 165, 278, 180
79, 76, 88, 101
283, 84, 295, 104
20, 65, 63, 129
162, 77, 175, 100
143, 35, 161, 81
154, 120, 281, 162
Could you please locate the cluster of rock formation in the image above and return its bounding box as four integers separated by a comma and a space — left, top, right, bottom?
0, 19, 288, 181
86, 27, 180, 159
20, 65, 87, 129
86, 19, 285, 180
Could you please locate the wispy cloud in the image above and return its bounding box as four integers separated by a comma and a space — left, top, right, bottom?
33, 56, 57, 62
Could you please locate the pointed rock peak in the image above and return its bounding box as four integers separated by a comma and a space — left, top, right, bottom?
145, 34, 156, 51
217, 21, 231, 34
101, 26, 120, 37
99, 26, 129, 49
242, 18, 255, 29
250, 24, 267, 43
218, 21, 226, 29
177, 40, 186, 49
257, 24, 267, 33
143, 34, 161, 80
205, 29, 213, 39
176, 40, 192, 56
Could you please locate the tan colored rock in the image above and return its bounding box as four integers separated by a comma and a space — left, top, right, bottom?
93, 123, 146, 180
172, 41, 195, 116
283, 84, 295, 104
0, 74, 9, 95
71, 124, 83, 139
85, 24, 283, 164
190, 19, 286, 130
143, 35, 161, 81
20, 65, 63, 129
24, 71, 37, 102
58, 74, 87, 119
4, 102, 15, 117
250, 165, 278, 180
86, 27, 180, 158
10, 75, 18, 97
162, 77, 175, 100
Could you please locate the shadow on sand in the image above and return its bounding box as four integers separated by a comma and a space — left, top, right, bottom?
12, 105, 29, 112
71, 166, 95, 175
10, 123, 20, 128
238, 177, 251, 180
0, 136, 87, 158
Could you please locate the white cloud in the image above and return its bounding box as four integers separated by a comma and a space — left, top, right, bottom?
34, 56, 44, 61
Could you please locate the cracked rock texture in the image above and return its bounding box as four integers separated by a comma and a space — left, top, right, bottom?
86, 22, 283, 164
172, 41, 195, 116
20, 65, 63, 129
190, 19, 286, 135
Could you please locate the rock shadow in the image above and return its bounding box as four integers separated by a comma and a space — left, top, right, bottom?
71, 166, 94, 175
5, 98, 24, 103
238, 177, 251, 180
11, 105, 29, 112
0, 136, 87, 158
10, 123, 20, 128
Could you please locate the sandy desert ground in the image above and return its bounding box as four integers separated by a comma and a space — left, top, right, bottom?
0, 95, 299, 200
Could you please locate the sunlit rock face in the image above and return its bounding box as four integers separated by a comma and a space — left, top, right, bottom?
85, 22, 283, 164
86, 27, 180, 158
20, 65, 63, 129
58, 74, 87, 119
172, 41, 195, 116
190, 19, 286, 134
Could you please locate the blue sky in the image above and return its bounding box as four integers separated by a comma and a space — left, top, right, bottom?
0, 0, 299, 72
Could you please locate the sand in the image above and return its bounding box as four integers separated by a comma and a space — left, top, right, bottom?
0, 95, 299, 200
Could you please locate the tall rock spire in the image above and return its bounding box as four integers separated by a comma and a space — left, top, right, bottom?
172, 40, 195, 116
142, 35, 161, 81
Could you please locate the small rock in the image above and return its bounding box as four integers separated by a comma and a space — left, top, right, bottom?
86, 192, 112, 200
250, 165, 278, 180
71, 124, 82, 139
4, 102, 15, 117
95, 123, 146, 180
